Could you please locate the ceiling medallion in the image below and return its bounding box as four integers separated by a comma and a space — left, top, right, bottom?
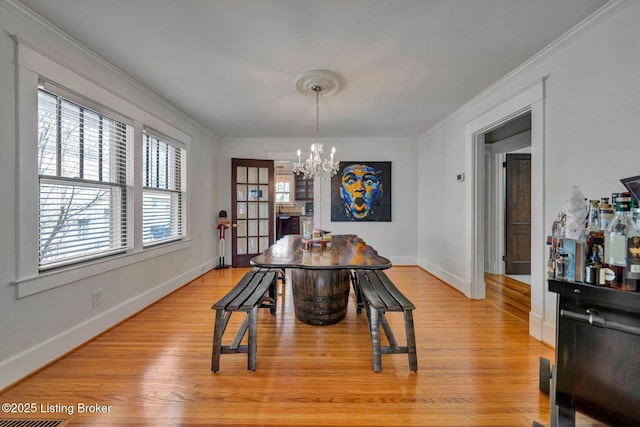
294, 69, 341, 97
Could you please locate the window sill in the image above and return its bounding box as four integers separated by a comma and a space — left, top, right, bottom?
13, 239, 191, 298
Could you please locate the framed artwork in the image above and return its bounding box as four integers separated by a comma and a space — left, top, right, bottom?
621, 175, 640, 205
331, 161, 391, 222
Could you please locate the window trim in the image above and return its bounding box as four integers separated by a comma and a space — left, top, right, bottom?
14, 37, 192, 298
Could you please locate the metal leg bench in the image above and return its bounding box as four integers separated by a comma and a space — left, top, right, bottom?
211, 268, 278, 372
354, 269, 418, 373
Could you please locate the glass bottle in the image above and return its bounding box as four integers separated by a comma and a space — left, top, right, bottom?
547, 244, 556, 279
600, 200, 614, 264
585, 244, 603, 285
557, 213, 566, 254
604, 194, 634, 288
625, 213, 640, 292
586, 200, 600, 232
586, 199, 603, 265
599, 198, 612, 226
632, 206, 640, 227
611, 192, 620, 206
555, 253, 569, 281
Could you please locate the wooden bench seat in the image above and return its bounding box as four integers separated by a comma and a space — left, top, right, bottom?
355, 269, 418, 372
211, 268, 278, 372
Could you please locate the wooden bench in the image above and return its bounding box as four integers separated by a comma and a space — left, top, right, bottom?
355, 269, 418, 373
211, 268, 278, 372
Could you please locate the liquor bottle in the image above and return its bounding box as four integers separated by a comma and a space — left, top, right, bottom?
586, 199, 603, 267
585, 244, 603, 285
603, 194, 634, 288
632, 206, 640, 227
625, 213, 640, 292
600, 199, 614, 266
611, 192, 620, 207
586, 200, 600, 232
555, 253, 569, 281
600, 198, 614, 229
551, 214, 564, 256
546, 245, 556, 279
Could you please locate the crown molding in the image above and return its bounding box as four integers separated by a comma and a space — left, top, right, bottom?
419, 0, 633, 141
1, 0, 220, 140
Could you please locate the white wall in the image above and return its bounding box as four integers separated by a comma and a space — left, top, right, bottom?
417, 0, 640, 345
218, 138, 418, 266
0, 1, 220, 389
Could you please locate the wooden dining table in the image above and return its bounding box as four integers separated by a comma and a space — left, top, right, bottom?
250, 234, 392, 325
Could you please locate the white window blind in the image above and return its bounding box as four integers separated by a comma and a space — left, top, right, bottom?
38, 88, 132, 269
142, 130, 186, 245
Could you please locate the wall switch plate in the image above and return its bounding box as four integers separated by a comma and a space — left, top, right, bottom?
92, 289, 103, 307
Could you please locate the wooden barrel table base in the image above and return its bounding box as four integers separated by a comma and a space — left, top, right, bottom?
292, 269, 351, 325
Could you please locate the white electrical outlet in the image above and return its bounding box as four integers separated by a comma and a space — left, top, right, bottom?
92, 289, 103, 307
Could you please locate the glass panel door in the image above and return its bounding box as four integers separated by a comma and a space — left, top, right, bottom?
231, 158, 274, 267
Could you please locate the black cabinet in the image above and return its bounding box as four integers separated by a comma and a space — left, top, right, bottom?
295, 175, 313, 200
548, 279, 640, 425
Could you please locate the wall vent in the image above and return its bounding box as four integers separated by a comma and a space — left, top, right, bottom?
0, 420, 67, 427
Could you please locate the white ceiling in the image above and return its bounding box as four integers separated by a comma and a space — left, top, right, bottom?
18, 0, 608, 139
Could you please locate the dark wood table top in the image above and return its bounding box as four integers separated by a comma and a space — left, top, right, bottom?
250, 234, 392, 270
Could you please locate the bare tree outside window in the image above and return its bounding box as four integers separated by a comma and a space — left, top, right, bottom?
37, 89, 129, 268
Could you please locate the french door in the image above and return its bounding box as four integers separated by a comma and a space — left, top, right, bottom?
231, 158, 275, 267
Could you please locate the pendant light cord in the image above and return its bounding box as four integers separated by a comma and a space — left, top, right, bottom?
313, 85, 321, 142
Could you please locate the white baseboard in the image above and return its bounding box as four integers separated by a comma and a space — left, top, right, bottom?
529, 311, 543, 341
417, 259, 471, 297
0, 259, 216, 390
541, 319, 557, 348
389, 256, 417, 266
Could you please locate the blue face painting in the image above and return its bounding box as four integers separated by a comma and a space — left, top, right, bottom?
340, 164, 383, 220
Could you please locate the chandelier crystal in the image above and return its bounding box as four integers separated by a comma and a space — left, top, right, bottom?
292, 72, 340, 180
293, 143, 339, 180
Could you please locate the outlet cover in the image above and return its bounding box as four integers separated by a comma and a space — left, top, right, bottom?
92, 289, 103, 307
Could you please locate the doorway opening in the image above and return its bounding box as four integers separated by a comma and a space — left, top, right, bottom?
466, 77, 546, 340
483, 113, 531, 322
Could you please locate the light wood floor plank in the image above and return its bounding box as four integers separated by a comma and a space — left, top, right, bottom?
1, 267, 605, 426
485, 273, 531, 323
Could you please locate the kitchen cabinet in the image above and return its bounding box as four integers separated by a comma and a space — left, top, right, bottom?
295, 175, 314, 200
276, 215, 299, 240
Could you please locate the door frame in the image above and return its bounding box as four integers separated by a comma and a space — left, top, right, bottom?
465, 77, 547, 340
230, 158, 275, 267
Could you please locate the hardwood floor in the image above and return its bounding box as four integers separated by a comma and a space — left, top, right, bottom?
485, 273, 531, 323
0, 267, 605, 426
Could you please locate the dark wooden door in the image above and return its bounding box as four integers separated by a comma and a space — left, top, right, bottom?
505, 153, 531, 275
231, 158, 275, 267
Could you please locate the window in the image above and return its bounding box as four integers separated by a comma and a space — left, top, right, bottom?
142, 130, 186, 246
37, 88, 132, 269
275, 175, 294, 205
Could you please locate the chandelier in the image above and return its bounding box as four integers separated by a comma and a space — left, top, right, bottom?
293, 70, 340, 180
